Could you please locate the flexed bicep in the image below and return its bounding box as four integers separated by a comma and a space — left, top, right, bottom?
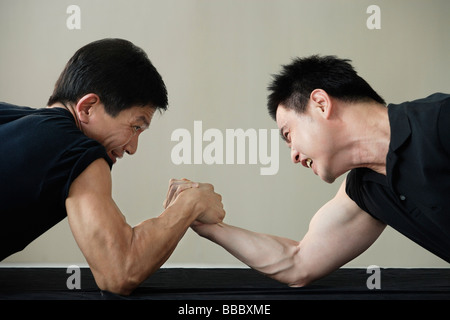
296, 179, 386, 284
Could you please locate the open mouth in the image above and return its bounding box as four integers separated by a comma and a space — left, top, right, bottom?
302, 158, 313, 169
110, 150, 123, 163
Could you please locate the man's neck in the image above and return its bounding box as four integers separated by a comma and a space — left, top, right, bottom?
47, 102, 83, 133
346, 102, 391, 175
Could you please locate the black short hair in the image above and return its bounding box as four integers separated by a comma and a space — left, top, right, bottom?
267, 55, 385, 120
47, 38, 168, 116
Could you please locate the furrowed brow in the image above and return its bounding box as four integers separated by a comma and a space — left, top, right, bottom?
136, 115, 150, 128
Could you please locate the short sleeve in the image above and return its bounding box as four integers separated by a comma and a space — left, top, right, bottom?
437, 98, 450, 156
345, 168, 373, 216
62, 141, 113, 200
31, 111, 113, 207
345, 169, 363, 207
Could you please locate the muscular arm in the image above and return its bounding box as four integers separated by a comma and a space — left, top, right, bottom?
192, 179, 386, 286
66, 159, 224, 295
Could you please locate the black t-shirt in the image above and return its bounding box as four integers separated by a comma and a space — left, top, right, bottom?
346, 93, 450, 263
0, 102, 113, 260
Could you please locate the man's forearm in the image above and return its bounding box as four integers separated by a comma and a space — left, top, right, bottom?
122, 198, 198, 291
119, 183, 224, 294
193, 223, 307, 285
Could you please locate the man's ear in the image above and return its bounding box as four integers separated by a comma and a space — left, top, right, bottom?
310, 89, 333, 119
75, 93, 101, 124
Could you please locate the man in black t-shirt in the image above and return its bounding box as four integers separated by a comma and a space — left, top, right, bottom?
0, 39, 225, 295
169, 55, 450, 287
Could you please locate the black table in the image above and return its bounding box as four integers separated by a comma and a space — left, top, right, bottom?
1, 267, 449, 315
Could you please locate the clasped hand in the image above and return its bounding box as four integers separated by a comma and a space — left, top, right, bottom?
164, 178, 225, 225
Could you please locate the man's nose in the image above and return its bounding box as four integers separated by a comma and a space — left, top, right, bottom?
124, 134, 139, 155
291, 148, 300, 164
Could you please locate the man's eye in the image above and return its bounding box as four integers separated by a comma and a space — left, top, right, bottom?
285, 132, 290, 142
133, 126, 142, 133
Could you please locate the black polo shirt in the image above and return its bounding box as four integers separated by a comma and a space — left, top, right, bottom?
346, 93, 450, 263
0, 103, 113, 260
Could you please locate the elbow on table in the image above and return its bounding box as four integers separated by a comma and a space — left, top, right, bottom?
95, 271, 142, 296
280, 270, 316, 288
284, 265, 333, 288
287, 274, 314, 288
260, 263, 315, 288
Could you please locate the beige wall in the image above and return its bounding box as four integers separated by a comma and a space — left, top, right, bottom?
1, 0, 449, 268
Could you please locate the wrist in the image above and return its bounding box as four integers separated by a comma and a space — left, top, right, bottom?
192, 222, 224, 240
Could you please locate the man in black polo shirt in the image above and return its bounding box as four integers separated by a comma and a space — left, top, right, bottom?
168, 55, 449, 286
0, 39, 225, 295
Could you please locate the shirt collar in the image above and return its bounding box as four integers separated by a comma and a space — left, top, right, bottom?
388, 104, 411, 152
385, 104, 412, 193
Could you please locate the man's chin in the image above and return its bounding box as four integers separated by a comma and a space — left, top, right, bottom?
108, 154, 117, 164
319, 172, 337, 184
